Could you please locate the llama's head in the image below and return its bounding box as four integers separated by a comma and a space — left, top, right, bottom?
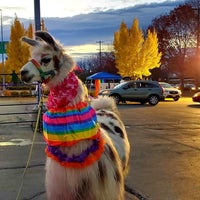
20, 31, 75, 87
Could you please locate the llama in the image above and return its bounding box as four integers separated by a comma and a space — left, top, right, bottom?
20, 31, 130, 200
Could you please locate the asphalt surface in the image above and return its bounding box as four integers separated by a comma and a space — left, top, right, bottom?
0, 97, 139, 200
120, 97, 200, 200
1, 96, 199, 200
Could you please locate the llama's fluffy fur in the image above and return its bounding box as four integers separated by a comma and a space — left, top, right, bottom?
20, 31, 130, 200
90, 95, 120, 115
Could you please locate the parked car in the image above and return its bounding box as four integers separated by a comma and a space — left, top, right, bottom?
192, 92, 200, 103
174, 83, 200, 91
184, 83, 196, 91
159, 82, 182, 101
99, 80, 164, 105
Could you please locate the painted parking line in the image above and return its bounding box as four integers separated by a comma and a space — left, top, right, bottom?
0, 138, 45, 146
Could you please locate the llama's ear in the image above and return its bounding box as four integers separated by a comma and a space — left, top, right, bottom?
21, 36, 39, 46
35, 31, 59, 51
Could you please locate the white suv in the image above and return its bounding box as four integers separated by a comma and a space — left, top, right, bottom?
159, 82, 182, 101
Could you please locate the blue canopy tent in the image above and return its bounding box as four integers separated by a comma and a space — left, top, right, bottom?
86, 72, 121, 97
86, 72, 121, 80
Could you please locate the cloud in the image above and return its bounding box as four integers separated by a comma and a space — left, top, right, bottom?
44, 1, 182, 46
1, 1, 184, 60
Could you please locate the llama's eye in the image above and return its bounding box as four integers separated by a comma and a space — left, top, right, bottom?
41, 57, 52, 64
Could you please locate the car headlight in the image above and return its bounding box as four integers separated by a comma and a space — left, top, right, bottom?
99, 90, 110, 95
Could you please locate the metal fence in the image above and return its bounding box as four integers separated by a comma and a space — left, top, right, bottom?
0, 82, 45, 132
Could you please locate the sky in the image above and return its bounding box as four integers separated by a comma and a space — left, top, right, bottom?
0, 0, 184, 18
0, 0, 185, 60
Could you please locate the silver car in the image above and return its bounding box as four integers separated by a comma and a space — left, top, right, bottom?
99, 80, 164, 105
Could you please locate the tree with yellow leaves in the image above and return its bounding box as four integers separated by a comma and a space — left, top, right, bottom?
5, 16, 30, 82
137, 29, 161, 78
27, 23, 33, 39
41, 18, 48, 31
113, 22, 130, 76
113, 18, 161, 79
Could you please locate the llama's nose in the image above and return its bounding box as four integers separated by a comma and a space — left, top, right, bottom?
20, 70, 29, 82
21, 70, 28, 77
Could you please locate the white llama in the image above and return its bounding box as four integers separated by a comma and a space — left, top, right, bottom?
20, 31, 130, 200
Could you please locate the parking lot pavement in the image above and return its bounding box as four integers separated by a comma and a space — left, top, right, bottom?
0, 125, 46, 200
0, 126, 138, 200
0, 98, 139, 200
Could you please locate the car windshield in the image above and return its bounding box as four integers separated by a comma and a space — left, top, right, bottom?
160, 83, 173, 88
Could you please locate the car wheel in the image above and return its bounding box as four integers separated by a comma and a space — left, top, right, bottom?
111, 95, 120, 104
173, 97, 179, 101
148, 95, 159, 105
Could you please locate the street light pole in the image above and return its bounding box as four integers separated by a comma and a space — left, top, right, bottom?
34, 0, 42, 104
0, 9, 5, 92
34, 0, 41, 31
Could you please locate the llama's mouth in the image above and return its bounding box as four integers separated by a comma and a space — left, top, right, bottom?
21, 74, 34, 84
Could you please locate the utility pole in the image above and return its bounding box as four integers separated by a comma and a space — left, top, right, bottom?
96, 41, 104, 69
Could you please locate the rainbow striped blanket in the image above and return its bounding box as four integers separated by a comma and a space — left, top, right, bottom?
43, 101, 105, 168
43, 102, 100, 146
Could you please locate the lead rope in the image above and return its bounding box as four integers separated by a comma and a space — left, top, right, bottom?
15, 95, 43, 200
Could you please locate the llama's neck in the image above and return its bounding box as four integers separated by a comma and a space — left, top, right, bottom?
43, 71, 105, 168
46, 72, 79, 109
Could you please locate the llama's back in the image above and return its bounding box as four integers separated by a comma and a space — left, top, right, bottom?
91, 96, 130, 175
90, 96, 119, 115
